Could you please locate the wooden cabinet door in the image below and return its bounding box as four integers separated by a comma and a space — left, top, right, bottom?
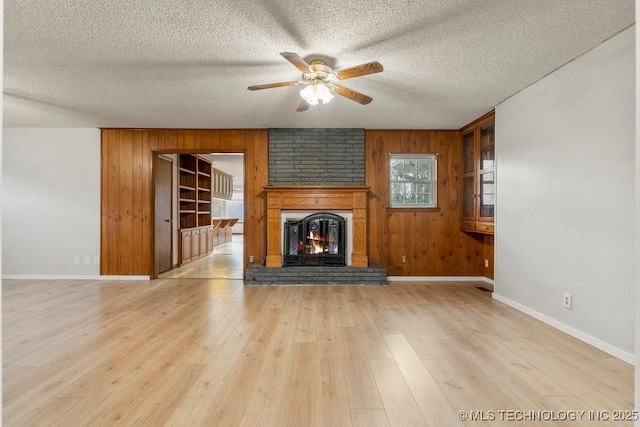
460, 111, 495, 234
180, 230, 192, 265
207, 227, 214, 252
199, 228, 208, 256
478, 119, 495, 222
461, 129, 476, 221
191, 229, 200, 261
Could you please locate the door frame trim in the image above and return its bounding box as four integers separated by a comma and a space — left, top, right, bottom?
150, 149, 247, 279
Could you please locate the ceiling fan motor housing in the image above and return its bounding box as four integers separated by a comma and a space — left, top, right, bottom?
303, 60, 337, 83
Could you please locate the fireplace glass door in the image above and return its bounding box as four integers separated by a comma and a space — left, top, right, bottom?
284, 212, 345, 266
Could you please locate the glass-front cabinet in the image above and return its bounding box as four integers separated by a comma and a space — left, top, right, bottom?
462, 131, 476, 221
461, 111, 495, 234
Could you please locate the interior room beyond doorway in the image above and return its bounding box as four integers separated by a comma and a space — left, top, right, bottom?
156, 152, 244, 279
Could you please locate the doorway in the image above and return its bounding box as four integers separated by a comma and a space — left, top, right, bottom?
157, 153, 245, 279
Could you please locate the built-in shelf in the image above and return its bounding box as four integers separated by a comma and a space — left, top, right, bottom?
461, 111, 495, 235
178, 154, 215, 264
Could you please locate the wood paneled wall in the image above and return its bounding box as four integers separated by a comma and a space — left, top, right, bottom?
484, 235, 494, 279
366, 130, 485, 276
102, 128, 486, 278
101, 129, 268, 276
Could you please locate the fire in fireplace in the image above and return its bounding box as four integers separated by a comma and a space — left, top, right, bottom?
283, 212, 346, 266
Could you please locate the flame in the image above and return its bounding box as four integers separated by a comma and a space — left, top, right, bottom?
308, 231, 327, 254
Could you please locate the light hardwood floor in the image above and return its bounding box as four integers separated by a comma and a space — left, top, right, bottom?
158, 235, 244, 279
3, 277, 633, 426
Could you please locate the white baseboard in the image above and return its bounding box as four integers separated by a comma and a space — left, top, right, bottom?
387, 276, 494, 284
2, 275, 150, 281
492, 293, 634, 365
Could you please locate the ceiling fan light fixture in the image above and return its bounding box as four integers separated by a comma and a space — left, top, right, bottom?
249, 52, 382, 111
300, 81, 334, 106
316, 83, 334, 103
300, 84, 319, 105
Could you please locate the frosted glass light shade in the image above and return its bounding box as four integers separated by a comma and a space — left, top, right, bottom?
300, 83, 334, 105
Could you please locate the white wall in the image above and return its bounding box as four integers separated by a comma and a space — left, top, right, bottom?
2, 128, 101, 277
495, 26, 635, 360
635, 2, 639, 418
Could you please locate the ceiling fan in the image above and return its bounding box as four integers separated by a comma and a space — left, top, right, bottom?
248, 52, 383, 112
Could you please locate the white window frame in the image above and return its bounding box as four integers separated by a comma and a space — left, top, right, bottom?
389, 153, 438, 208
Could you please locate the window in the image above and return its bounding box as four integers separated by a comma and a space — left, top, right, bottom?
226, 200, 244, 221
211, 199, 224, 217
389, 154, 437, 208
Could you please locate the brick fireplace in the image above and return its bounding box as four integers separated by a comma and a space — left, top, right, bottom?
245, 129, 386, 285
245, 185, 386, 285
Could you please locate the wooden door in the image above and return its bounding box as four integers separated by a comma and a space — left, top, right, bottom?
154, 155, 173, 274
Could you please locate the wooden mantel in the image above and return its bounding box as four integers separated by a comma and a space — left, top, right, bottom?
264, 186, 370, 268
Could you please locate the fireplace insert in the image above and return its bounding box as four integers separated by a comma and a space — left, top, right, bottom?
283, 212, 346, 266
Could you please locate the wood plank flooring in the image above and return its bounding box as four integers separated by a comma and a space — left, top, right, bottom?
3, 279, 633, 426
158, 235, 243, 279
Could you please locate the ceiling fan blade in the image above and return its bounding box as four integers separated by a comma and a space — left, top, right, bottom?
280, 52, 312, 73
334, 61, 383, 80
296, 100, 310, 112
332, 85, 373, 105
247, 81, 299, 91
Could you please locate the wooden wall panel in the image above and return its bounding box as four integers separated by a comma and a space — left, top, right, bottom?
366, 130, 484, 276
244, 130, 269, 269
132, 131, 145, 274
483, 234, 494, 279
101, 129, 268, 277
117, 130, 133, 274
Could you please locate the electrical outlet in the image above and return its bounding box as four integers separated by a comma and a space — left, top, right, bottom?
74, 256, 80, 265
484, 259, 489, 268
401, 256, 407, 264
563, 293, 572, 309
249, 255, 255, 263
83, 256, 90, 265
93, 256, 100, 264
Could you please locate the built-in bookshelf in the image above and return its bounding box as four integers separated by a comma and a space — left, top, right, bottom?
197, 157, 212, 227
178, 154, 213, 265
178, 154, 197, 229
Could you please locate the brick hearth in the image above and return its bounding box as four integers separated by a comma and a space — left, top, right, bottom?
246, 265, 387, 285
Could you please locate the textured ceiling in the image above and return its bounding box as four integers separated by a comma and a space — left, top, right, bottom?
3, 0, 635, 129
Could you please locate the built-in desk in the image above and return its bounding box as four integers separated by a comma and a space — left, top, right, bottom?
212, 217, 239, 247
